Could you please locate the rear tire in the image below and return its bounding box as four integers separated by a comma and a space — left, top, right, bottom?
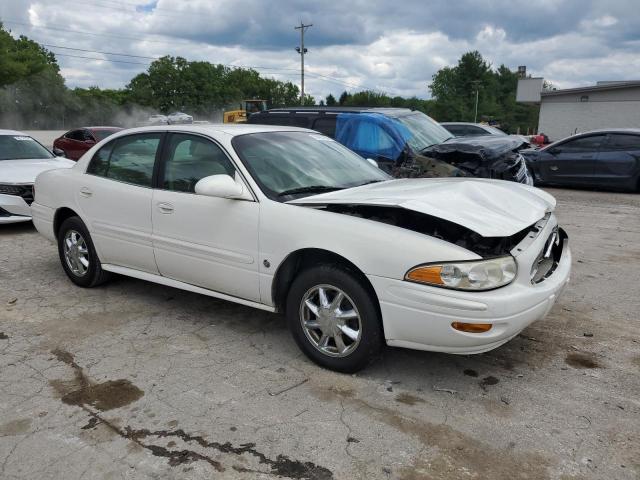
57, 216, 111, 288
286, 264, 383, 373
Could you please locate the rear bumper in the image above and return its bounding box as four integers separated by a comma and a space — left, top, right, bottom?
0, 194, 31, 224
31, 202, 57, 242
369, 217, 571, 354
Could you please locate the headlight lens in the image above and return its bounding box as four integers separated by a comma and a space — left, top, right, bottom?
405, 256, 517, 291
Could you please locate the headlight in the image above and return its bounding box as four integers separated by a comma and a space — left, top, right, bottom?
405, 256, 517, 291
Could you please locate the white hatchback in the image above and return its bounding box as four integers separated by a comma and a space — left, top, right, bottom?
0, 130, 74, 224
32, 125, 571, 372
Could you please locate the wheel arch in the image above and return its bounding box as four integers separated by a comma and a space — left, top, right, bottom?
271, 248, 381, 316
53, 207, 81, 239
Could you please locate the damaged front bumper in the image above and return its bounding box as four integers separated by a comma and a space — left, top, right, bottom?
368, 213, 571, 354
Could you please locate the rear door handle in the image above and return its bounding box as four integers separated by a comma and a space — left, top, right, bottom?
157, 202, 174, 214
79, 187, 93, 197
549, 166, 558, 171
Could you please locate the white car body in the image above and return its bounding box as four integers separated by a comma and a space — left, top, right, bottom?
0, 130, 74, 224
147, 114, 168, 125
167, 112, 193, 124
32, 125, 571, 358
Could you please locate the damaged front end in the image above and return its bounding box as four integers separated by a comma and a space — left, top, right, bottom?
398, 136, 532, 184
318, 203, 533, 257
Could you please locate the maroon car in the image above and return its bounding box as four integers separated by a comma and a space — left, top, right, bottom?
53, 127, 122, 160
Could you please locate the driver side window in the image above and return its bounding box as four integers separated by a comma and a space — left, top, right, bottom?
554, 135, 604, 154
162, 134, 235, 193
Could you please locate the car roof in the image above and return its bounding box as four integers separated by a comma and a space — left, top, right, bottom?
107, 123, 316, 138
0, 129, 28, 136
260, 106, 416, 117
441, 122, 487, 126
87, 126, 122, 130
570, 128, 640, 135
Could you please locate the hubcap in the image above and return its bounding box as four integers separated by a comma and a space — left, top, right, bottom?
63, 230, 89, 277
299, 284, 362, 357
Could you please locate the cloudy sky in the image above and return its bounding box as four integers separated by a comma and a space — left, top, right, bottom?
2, 0, 639, 100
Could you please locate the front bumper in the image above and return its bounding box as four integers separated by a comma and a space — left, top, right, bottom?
369, 215, 571, 354
0, 193, 32, 224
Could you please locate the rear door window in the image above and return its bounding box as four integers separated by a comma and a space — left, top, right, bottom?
87, 133, 161, 187
605, 134, 640, 151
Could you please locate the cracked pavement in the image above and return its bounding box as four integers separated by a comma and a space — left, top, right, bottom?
1, 188, 639, 479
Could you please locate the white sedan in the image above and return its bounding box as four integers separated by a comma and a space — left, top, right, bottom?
0, 130, 74, 224
32, 125, 571, 372
167, 112, 193, 125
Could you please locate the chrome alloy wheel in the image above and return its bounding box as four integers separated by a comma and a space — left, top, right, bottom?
299, 284, 362, 357
63, 229, 89, 277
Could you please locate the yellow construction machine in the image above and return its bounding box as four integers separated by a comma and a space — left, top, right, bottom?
223, 99, 268, 123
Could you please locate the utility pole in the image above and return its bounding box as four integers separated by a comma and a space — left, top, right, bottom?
295, 22, 312, 105
470, 80, 481, 123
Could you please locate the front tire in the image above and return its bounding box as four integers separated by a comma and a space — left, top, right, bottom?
57, 216, 111, 287
286, 264, 383, 373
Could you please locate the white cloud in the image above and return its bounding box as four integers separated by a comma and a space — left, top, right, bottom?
2, 0, 640, 102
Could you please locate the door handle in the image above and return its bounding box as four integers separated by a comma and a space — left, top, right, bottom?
79, 187, 93, 197
157, 202, 174, 214
549, 166, 558, 171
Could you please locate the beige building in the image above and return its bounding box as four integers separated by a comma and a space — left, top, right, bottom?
517, 79, 640, 142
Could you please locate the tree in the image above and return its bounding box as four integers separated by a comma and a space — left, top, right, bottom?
338, 91, 351, 105
0, 24, 59, 88
325, 93, 337, 106
429, 51, 539, 132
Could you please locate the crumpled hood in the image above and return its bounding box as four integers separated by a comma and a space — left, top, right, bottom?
0, 158, 75, 184
437, 135, 527, 158
289, 178, 556, 237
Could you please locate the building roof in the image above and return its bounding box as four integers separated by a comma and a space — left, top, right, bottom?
541, 81, 640, 97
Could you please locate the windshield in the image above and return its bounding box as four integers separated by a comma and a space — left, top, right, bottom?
393, 112, 452, 151
0, 135, 53, 160
232, 131, 391, 201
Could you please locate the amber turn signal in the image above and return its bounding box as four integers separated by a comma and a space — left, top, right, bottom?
451, 322, 493, 333
405, 265, 444, 285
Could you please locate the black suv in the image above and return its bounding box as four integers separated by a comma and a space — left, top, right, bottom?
248, 107, 532, 184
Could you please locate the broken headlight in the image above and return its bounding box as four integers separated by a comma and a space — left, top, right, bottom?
405, 256, 517, 291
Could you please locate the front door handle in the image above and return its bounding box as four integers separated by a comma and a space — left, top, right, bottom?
549, 165, 558, 171
79, 187, 93, 197
157, 202, 174, 214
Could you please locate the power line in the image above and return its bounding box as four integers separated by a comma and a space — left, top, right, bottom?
5, 20, 393, 95
51, 52, 151, 65
2, 19, 192, 45
43, 44, 160, 60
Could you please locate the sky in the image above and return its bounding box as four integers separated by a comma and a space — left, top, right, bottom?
2, 0, 640, 100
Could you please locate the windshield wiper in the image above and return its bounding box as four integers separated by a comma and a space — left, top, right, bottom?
278, 185, 344, 197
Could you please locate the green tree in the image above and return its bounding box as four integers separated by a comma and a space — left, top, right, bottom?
325, 93, 337, 106
429, 50, 539, 132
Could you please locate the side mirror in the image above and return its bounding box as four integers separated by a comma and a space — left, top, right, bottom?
53, 147, 65, 157
366, 158, 379, 168
195, 174, 249, 199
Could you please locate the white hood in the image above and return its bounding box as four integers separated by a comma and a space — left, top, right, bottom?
0, 158, 75, 184
290, 178, 556, 237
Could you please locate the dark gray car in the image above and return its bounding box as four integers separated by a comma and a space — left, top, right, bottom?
522, 129, 640, 191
